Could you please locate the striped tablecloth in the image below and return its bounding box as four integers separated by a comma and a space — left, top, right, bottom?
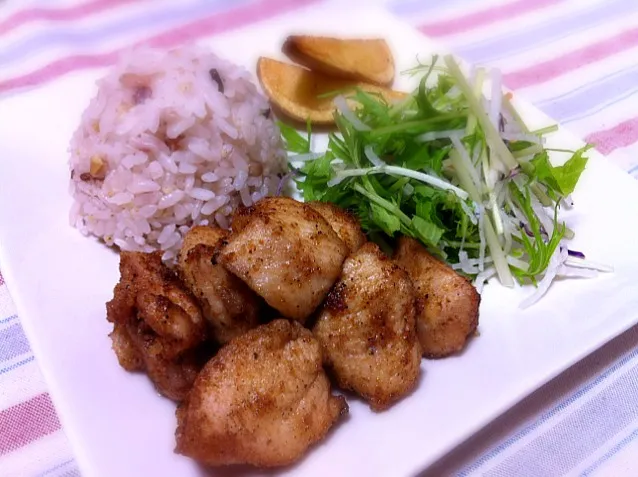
1, 1, 638, 476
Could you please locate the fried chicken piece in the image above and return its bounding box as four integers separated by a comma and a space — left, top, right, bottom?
109, 322, 144, 371
307, 201, 366, 253
175, 319, 348, 468
229, 204, 254, 233
106, 251, 210, 401
112, 319, 210, 400
177, 226, 261, 344
312, 242, 421, 411
394, 236, 480, 358
179, 225, 225, 261
217, 197, 349, 323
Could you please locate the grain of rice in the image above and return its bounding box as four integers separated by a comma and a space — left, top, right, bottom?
215, 212, 229, 229
201, 197, 224, 216
157, 191, 185, 210
178, 162, 198, 174
234, 170, 248, 189
127, 178, 161, 194
146, 162, 163, 180
191, 202, 202, 221
108, 192, 134, 205
240, 187, 252, 206
189, 188, 215, 201
201, 172, 218, 183
174, 204, 190, 221
158, 224, 176, 245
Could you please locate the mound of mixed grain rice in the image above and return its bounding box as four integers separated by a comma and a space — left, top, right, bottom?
68, 45, 286, 262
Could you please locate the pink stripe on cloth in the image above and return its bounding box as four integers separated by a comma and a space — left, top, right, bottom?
585, 117, 638, 155
504, 26, 638, 89
139, 0, 317, 49
0, 393, 61, 456
419, 0, 563, 38
0, 0, 142, 37
0, 53, 119, 94
0, 0, 318, 95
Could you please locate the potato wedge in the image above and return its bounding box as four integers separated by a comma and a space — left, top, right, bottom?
283, 36, 395, 86
257, 57, 406, 125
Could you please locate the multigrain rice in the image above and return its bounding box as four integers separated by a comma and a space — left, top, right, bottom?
68, 45, 286, 262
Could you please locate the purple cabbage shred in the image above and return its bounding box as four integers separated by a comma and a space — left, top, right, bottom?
499, 113, 506, 133
567, 249, 585, 259
276, 169, 300, 196
520, 221, 548, 240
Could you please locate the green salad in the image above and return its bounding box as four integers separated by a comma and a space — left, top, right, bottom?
278, 54, 610, 307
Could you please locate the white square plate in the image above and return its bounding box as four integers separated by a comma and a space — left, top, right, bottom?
2, 4, 638, 477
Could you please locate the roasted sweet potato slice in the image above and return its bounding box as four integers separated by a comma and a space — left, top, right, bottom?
283, 36, 395, 86
256, 57, 406, 125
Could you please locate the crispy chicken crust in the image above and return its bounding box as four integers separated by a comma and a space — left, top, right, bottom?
175, 319, 348, 468
307, 201, 366, 254
177, 226, 261, 344
106, 251, 209, 401
178, 225, 225, 261
394, 236, 480, 358
313, 242, 422, 411
217, 197, 349, 323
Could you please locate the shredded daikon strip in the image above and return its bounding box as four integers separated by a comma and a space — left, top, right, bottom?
564, 257, 614, 272
451, 136, 482, 189
557, 266, 598, 278
416, 129, 465, 143
364, 145, 384, 167
500, 132, 543, 143
477, 204, 486, 272
333, 95, 371, 131
474, 267, 497, 294
489, 68, 502, 129
459, 199, 479, 225
520, 247, 568, 309
288, 152, 323, 162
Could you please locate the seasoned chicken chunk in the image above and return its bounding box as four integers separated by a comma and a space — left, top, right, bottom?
217, 197, 349, 322
106, 251, 210, 401
111, 321, 211, 401
229, 203, 255, 233
178, 225, 225, 261
394, 236, 480, 358
109, 322, 144, 371
175, 319, 348, 468
313, 242, 421, 411
307, 201, 366, 254
177, 226, 261, 344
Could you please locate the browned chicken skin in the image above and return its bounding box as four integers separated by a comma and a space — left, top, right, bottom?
313, 242, 422, 411
177, 226, 262, 344
106, 251, 210, 401
307, 201, 366, 254
394, 236, 480, 358
175, 319, 348, 468
179, 224, 224, 259
217, 197, 349, 323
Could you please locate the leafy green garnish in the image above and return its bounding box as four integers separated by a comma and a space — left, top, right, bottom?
278, 121, 310, 154
530, 144, 591, 197
281, 54, 594, 296
509, 184, 565, 284
411, 216, 444, 247
371, 203, 402, 236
